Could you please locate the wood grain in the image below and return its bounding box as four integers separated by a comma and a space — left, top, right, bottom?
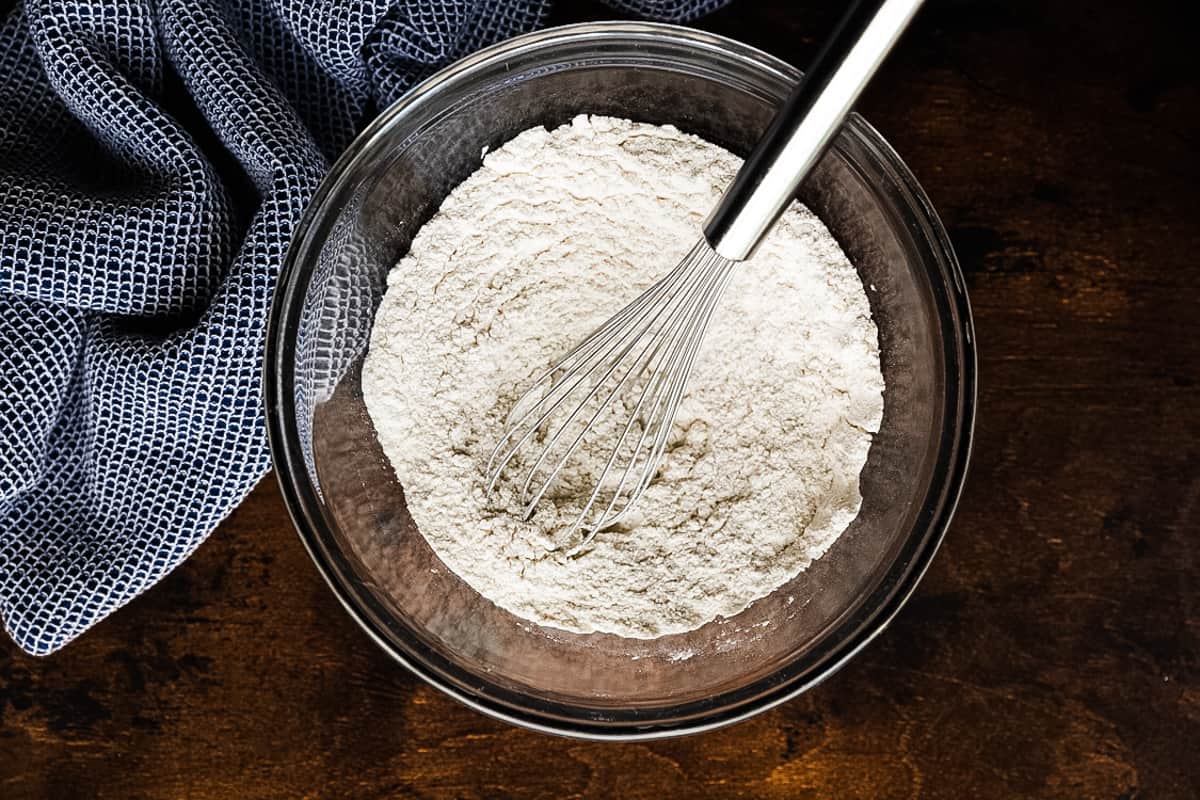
3, 0, 1198, 797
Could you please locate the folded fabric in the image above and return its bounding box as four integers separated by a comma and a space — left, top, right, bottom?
0, 0, 730, 655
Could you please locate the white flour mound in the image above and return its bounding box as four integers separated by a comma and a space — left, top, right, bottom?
363, 115, 884, 639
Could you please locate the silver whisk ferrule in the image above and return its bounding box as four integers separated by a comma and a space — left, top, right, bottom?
484, 239, 736, 551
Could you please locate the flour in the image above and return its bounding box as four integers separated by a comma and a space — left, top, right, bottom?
362, 115, 884, 639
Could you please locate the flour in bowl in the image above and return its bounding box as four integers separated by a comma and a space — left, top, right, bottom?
362, 115, 884, 638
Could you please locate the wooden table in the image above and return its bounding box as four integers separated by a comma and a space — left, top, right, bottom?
3, 1, 1197, 797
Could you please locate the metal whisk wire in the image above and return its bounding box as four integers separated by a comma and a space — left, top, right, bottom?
485, 240, 735, 549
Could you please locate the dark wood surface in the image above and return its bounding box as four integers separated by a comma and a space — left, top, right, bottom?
3, 1, 1198, 797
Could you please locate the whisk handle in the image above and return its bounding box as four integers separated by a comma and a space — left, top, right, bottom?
703, 0, 924, 261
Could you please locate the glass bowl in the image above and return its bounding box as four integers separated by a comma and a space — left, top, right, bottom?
265, 22, 975, 740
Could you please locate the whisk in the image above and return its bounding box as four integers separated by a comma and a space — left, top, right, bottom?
486, 0, 924, 548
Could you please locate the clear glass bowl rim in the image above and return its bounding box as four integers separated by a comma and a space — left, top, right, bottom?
264, 21, 977, 740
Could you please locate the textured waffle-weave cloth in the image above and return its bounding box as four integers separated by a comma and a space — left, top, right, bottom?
0, 0, 730, 655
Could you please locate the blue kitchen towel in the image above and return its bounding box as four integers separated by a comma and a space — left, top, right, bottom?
0, 0, 730, 655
